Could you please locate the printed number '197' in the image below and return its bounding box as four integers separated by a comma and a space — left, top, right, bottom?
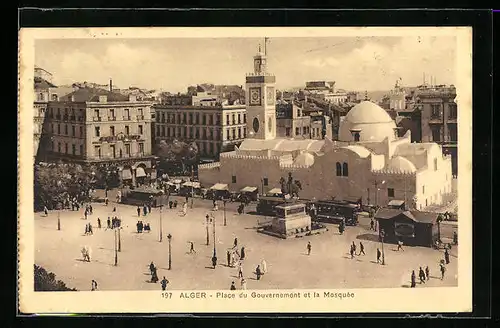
162, 292, 172, 299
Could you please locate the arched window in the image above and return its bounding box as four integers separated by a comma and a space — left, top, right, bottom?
354, 132, 360, 142
342, 162, 349, 177
335, 162, 342, 176
38, 93, 44, 101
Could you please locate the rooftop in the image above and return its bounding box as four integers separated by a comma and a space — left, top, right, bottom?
59, 88, 131, 102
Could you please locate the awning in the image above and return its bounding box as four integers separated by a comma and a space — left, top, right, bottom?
210, 183, 228, 191
183, 181, 201, 188
240, 186, 258, 193
136, 167, 146, 178
388, 200, 405, 207
121, 169, 132, 180
267, 188, 283, 195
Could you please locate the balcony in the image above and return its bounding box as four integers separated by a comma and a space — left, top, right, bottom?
136, 115, 145, 120
108, 116, 117, 121
93, 116, 102, 122
98, 134, 144, 143
123, 116, 131, 120
447, 116, 457, 123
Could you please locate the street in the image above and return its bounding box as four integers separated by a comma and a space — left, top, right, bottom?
35, 197, 458, 291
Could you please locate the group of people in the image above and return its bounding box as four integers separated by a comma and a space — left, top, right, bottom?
168, 200, 179, 209
106, 216, 122, 229
137, 204, 153, 217
349, 241, 366, 259
148, 261, 170, 290
84, 222, 94, 235
410, 247, 451, 287
136, 221, 151, 233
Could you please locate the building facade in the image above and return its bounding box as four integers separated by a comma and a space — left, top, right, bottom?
275, 102, 332, 140
42, 88, 155, 185
153, 104, 247, 159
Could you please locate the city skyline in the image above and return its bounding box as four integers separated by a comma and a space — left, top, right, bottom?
35, 36, 457, 93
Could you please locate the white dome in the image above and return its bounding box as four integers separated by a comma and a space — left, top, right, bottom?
387, 156, 417, 173
293, 152, 315, 166
339, 101, 397, 142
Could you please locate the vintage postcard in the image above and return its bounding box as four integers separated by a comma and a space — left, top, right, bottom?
18, 26, 472, 314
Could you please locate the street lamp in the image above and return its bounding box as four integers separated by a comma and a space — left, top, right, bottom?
57, 211, 61, 231
380, 229, 386, 265
223, 200, 227, 226
118, 227, 122, 252
159, 205, 163, 242
437, 213, 443, 244
212, 214, 217, 258
167, 233, 172, 270
114, 228, 118, 266
206, 214, 210, 246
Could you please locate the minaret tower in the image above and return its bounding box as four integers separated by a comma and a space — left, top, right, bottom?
245, 39, 276, 140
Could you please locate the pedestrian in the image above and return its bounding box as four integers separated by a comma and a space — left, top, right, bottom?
255, 265, 262, 280
261, 259, 267, 274
370, 218, 374, 231
173, 200, 178, 208
307, 241, 311, 255
240, 247, 246, 260
97, 218, 101, 229
419, 267, 426, 284
113, 206, 116, 212
89, 223, 93, 235
84, 223, 89, 235
376, 248, 382, 264
444, 248, 450, 264
230, 281, 236, 290
143, 204, 148, 216
89, 205, 93, 215
440, 263, 446, 280
351, 241, 357, 255
212, 255, 217, 269
425, 266, 430, 281
105, 198, 109, 206
359, 242, 365, 255
137, 206, 141, 217
107, 217, 111, 229
148, 203, 152, 214
84, 209, 88, 220
181, 202, 187, 216
161, 277, 169, 291
238, 262, 244, 278
397, 239, 404, 251
91, 279, 98, 291
240, 278, 247, 290
410, 270, 416, 288
189, 242, 196, 254
43, 206, 49, 216
169, 201, 173, 209
453, 231, 458, 245
350, 246, 355, 259
151, 267, 159, 283
233, 237, 238, 248
227, 250, 231, 267
149, 261, 155, 276
185, 195, 189, 204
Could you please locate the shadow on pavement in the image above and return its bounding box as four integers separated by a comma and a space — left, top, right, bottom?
355, 233, 380, 242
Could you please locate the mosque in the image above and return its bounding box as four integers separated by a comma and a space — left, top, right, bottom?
198, 46, 453, 211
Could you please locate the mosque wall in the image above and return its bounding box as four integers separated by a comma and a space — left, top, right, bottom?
414, 153, 453, 210
370, 171, 417, 208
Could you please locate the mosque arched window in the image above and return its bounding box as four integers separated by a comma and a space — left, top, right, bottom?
342, 162, 349, 177
335, 162, 342, 176
354, 132, 360, 142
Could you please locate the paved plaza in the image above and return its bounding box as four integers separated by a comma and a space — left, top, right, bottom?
35, 197, 458, 291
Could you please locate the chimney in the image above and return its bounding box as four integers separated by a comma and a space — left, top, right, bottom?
109, 78, 113, 92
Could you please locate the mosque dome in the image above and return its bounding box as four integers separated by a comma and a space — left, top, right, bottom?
293, 152, 315, 167
339, 101, 398, 142
387, 156, 417, 173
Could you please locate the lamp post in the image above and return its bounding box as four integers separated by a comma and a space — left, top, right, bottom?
159, 205, 163, 242
167, 233, 172, 270
190, 167, 194, 209
57, 211, 61, 231
223, 200, 227, 226
118, 227, 122, 252
114, 228, 118, 266
380, 229, 386, 265
206, 214, 210, 246
212, 214, 217, 258
437, 213, 443, 244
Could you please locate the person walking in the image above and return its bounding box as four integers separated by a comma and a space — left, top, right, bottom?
137, 206, 141, 217
240, 278, 247, 290
43, 206, 49, 216
84, 209, 88, 220
425, 266, 430, 281
444, 248, 450, 264
143, 204, 148, 216
91, 279, 98, 291
230, 281, 236, 290
181, 202, 187, 216
151, 267, 159, 283
84, 223, 89, 235
397, 239, 404, 251
106, 217, 111, 229
440, 263, 446, 280
227, 250, 231, 267
189, 242, 196, 254
255, 265, 262, 280
88, 223, 93, 235
233, 237, 238, 249
350, 246, 355, 259
351, 241, 357, 255
149, 262, 155, 276
161, 277, 169, 291
89, 204, 93, 215
370, 218, 375, 231
238, 262, 244, 278
261, 259, 267, 275
240, 247, 246, 260
419, 267, 426, 284
358, 242, 365, 255
148, 203, 152, 214
97, 218, 101, 229
212, 255, 218, 269
307, 241, 311, 255
410, 270, 416, 288
453, 231, 458, 245
376, 248, 382, 264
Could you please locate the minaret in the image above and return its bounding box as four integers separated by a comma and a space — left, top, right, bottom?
245, 41, 276, 140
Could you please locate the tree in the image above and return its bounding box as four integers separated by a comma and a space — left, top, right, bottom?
155, 139, 199, 174
34, 265, 77, 291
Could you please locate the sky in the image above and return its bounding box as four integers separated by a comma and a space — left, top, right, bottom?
35, 36, 457, 93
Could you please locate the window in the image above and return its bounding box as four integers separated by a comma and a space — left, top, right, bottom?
448, 104, 457, 119
202, 128, 207, 139
79, 145, 83, 155
431, 104, 441, 119
64, 125, 68, 135
238, 128, 241, 139
110, 126, 115, 136
177, 113, 180, 124
232, 175, 237, 183
208, 115, 213, 126
431, 127, 441, 142
72, 126, 76, 136
388, 188, 395, 197
243, 127, 246, 138
295, 127, 300, 135
226, 129, 230, 140
162, 126, 166, 137
434, 158, 438, 171
110, 109, 115, 118
202, 114, 206, 125
110, 145, 116, 158
119, 149, 123, 158
232, 114, 235, 125
238, 114, 241, 124
336, 162, 342, 176
285, 127, 291, 136
79, 126, 83, 137
243, 114, 247, 124
125, 144, 131, 156
195, 128, 200, 138
232, 129, 236, 139
58, 143, 61, 153
138, 125, 143, 134
449, 125, 457, 142
303, 127, 307, 135
263, 178, 269, 186
138, 108, 144, 117
65, 143, 68, 154
95, 127, 100, 137
139, 143, 144, 154
354, 132, 360, 142
226, 114, 230, 125
422, 185, 425, 194
342, 162, 349, 177
72, 144, 76, 155
125, 126, 130, 135
51, 124, 54, 133
183, 127, 187, 137
94, 109, 100, 118
94, 146, 101, 157
195, 113, 199, 124
161, 113, 165, 123
182, 113, 187, 124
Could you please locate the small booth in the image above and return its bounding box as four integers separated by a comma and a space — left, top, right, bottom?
375, 209, 439, 247
121, 188, 169, 208
239, 186, 259, 202
208, 183, 230, 200
179, 181, 202, 197
266, 187, 283, 197
387, 199, 406, 210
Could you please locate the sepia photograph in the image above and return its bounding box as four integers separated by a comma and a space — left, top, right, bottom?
18, 26, 473, 313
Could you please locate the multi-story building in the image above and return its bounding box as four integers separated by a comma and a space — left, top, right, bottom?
304, 81, 348, 104
42, 87, 155, 186
275, 101, 332, 140
153, 103, 247, 160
